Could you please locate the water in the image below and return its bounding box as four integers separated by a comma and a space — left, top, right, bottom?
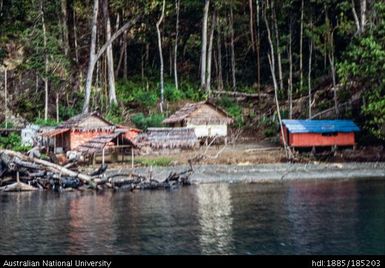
0, 179, 384, 255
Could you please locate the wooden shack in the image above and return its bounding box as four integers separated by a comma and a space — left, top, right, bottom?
40, 112, 116, 153
281, 119, 360, 148
162, 101, 233, 139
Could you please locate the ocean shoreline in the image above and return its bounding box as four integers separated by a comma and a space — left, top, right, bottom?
106, 162, 385, 184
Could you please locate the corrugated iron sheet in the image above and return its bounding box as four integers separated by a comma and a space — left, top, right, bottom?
282, 120, 360, 133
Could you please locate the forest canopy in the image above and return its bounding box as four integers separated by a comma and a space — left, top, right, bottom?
0, 0, 384, 141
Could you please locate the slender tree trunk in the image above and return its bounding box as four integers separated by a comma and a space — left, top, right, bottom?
115, 37, 125, 77
308, 39, 313, 119
256, 0, 261, 93
200, 0, 210, 89
73, 8, 79, 63
56, 92, 59, 123
299, 0, 304, 94
174, 0, 180, 91
41, 0, 49, 121
103, 0, 117, 106
264, 0, 292, 159
230, 6, 236, 91
123, 33, 128, 80
82, 0, 99, 113
329, 49, 338, 116
60, 0, 69, 56
360, 0, 366, 33
249, 0, 255, 53
206, 10, 216, 94
82, 1, 140, 113
169, 46, 172, 77
156, 0, 166, 113
4, 69, 7, 128
352, 0, 361, 34
288, 22, 293, 119
272, 1, 283, 91
216, 16, 224, 91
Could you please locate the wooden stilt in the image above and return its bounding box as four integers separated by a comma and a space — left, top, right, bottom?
131, 147, 134, 169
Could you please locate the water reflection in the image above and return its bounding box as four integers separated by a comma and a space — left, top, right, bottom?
0, 179, 383, 254
196, 183, 233, 254
67, 192, 116, 254
285, 181, 359, 254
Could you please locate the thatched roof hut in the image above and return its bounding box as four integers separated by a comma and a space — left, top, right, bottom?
163, 101, 233, 126
163, 101, 233, 138
136, 127, 198, 150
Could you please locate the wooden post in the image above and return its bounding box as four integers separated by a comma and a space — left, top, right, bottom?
102, 148, 105, 165
131, 147, 134, 169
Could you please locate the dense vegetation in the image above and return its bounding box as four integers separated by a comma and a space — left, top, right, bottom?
0, 0, 384, 142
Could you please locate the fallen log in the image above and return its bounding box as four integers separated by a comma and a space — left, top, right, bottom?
211, 90, 270, 98
0, 150, 95, 187
0, 182, 38, 192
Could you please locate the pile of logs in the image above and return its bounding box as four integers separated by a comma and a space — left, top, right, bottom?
0, 149, 193, 192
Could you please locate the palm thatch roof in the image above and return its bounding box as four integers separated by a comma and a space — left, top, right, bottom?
136, 127, 198, 150
162, 101, 233, 125
76, 132, 135, 154
59, 112, 114, 130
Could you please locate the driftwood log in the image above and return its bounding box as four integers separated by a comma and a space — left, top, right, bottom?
0, 149, 194, 192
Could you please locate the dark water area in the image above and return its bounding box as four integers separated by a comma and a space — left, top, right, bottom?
0, 179, 384, 255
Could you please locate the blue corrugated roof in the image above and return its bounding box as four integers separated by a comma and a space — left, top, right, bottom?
282, 120, 360, 133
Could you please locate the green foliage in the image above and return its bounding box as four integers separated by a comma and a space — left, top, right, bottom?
105, 104, 125, 124
0, 133, 31, 152
59, 105, 81, 121
34, 118, 59, 127
216, 96, 244, 128
0, 121, 15, 128
338, 31, 385, 139
259, 115, 277, 138
135, 157, 173, 166
131, 113, 165, 130
116, 80, 158, 108
164, 83, 183, 102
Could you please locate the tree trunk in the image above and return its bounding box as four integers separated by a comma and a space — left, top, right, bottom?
230, 6, 236, 91
263, 0, 292, 159
272, 1, 283, 91
299, 0, 304, 94
56, 92, 59, 123
174, 0, 180, 91
73, 8, 79, 63
123, 33, 128, 80
256, 0, 261, 93
360, 0, 366, 33
288, 22, 293, 119
4, 69, 7, 128
60, 0, 69, 56
82, 0, 98, 113
206, 10, 216, 94
82, 0, 140, 113
156, 0, 166, 113
351, 0, 361, 34
103, 0, 117, 106
216, 16, 224, 91
41, 0, 49, 121
249, 0, 255, 53
200, 0, 210, 89
308, 39, 313, 119
329, 50, 338, 117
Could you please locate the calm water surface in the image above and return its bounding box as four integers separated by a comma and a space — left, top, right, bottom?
0, 179, 384, 255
